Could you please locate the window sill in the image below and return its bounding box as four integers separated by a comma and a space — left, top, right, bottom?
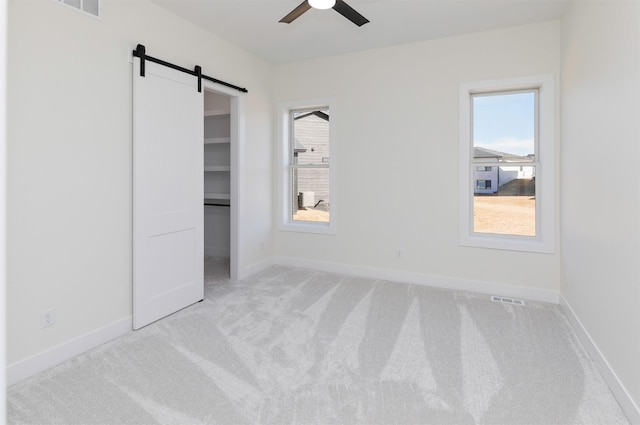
279, 221, 336, 235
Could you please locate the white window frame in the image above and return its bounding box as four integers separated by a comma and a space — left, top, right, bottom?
459, 75, 555, 253
277, 97, 337, 234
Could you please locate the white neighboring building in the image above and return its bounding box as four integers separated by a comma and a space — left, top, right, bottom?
473, 147, 535, 194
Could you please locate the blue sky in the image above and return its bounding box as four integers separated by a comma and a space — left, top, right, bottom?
473, 91, 535, 157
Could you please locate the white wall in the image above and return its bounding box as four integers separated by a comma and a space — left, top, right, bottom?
1, 0, 7, 415
560, 0, 640, 415
273, 21, 562, 296
7, 0, 273, 368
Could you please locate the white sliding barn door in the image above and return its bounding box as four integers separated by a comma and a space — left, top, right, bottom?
132, 58, 204, 330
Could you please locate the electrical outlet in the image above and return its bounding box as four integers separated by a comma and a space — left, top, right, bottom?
395, 249, 403, 258
40, 309, 56, 328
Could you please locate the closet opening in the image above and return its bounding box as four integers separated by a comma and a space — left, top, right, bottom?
203, 89, 234, 280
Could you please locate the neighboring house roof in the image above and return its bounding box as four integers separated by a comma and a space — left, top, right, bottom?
294, 139, 307, 153
474, 147, 533, 161
474, 147, 501, 159
294, 110, 329, 121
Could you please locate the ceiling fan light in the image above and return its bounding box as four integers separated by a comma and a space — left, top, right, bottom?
309, 0, 336, 10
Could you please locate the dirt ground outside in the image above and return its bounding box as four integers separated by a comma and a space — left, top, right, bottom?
293, 208, 330, 223
293, 196, 535, 237
474, 195, 536, 236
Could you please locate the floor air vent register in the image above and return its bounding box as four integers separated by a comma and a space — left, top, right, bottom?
491, 295, 525, 306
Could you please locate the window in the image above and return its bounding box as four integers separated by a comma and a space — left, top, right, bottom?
476, 180, 492, 190
459, 75, 555, 253
278, 98, 337, 234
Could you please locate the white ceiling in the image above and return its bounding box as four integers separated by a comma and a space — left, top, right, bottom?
151, 0, 570, 64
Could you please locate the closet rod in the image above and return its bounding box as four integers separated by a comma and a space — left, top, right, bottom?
204, 203, 231, 207
133, 44, 248, 93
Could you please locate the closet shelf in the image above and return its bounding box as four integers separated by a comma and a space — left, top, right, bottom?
204, 109, 230, 117
204, 165, 230, 172
204, 137, 230, 145
204, 192, 230, 200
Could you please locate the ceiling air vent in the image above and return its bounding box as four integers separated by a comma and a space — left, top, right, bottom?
52, 0, 100, 18
491, 295, 525, 306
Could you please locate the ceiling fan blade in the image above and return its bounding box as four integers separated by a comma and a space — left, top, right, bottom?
279, 1, 312, 24
332, 0, 369, 26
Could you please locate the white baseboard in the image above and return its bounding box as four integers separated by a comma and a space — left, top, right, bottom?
239, 256, 274, 281
7, 254, 273, 386
7, 316, 132, 386
273, 256, 559, 304
560, 295, 640, 425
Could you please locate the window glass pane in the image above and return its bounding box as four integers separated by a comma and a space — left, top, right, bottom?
63, 0, 81, 9
292, 109, 329, 165
291, 167, 329, 223
288, 106, 331, 226
473, 166, 536, 236
473, 91, 535, 160
82, 0, 99, 16
476, 180, 491, 190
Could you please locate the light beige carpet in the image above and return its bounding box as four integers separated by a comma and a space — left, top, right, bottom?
8, 262, 629, 424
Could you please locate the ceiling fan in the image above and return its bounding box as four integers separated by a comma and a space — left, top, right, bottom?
279, 0, 370, 27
